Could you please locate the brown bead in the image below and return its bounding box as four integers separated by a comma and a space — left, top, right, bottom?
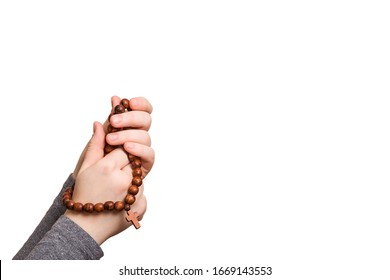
132, 177, 143, 186
62, 190, 71, 196
121, 98, 130, 110
63, 198, 70, 205
108, 124, 121, 133
128, 154, 136, 162
74, 202, 83, 212
83, 203, 94, 213
64, 187, 73, 195
104, 201, 115, 210
131, 158, 142, 169
133, 167, 142, 177
125, 194, 136, 205
114, 104, 125, 114
94, 203, 104, 212
65, 200, 74, 210
128, 185, 139, 195
114, 201, 125, 211
124, 204, 131, 211
104, 144, 116, 154
66, 200, 74, 210
62, 193, 71, 200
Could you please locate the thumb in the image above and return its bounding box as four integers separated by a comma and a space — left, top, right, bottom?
79, 121, 105, 173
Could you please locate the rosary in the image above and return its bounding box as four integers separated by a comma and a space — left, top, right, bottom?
62, 98, 142, 229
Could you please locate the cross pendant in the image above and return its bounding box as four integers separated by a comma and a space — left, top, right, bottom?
126, 210, 141, 229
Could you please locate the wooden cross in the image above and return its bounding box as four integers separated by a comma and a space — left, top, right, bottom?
126, 210, 141, 229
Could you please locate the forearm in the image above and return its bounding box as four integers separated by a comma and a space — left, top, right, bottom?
13, 174, 75, 260
24, 215, 103, 260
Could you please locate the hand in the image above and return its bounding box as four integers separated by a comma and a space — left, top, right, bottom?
73, 96, 154, 180
66, 96, 154, 244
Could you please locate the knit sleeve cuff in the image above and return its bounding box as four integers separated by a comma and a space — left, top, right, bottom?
25, 215, 104, 260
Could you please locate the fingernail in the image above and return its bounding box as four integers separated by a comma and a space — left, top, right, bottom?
131, 99, 138, 108
111, 115, 122, 124
107, 134, 118, 141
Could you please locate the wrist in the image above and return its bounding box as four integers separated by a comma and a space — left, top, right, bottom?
64, 210, 109, 245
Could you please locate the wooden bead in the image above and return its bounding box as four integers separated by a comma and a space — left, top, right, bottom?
94, 203, 104, 212
104, 201, 115, 210
114, 201, 125, 211
128, 185, 139, 195
74, 202, 84, 212
63, 195, 71, 204
128, 154, 136, 162
131, 158, 142, 169
83, 203, 94, 213
65, 200, 74, 210
108, 124, 121, 133
133, 167, 142, 177
121, 98, 130, 110
104, 144, 116, 154
114, 104, 125, 114
64, 187, 73, 195
125, 204, 131, 211
132, 177, 143, 186
125, 194, 136, 205
62, 189, 71, 196
62, 193, 71, 200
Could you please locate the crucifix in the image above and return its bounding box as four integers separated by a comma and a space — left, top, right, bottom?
126, 210, 141, 229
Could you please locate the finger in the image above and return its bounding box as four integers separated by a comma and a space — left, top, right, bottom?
110, 111, 152, 130
111, 96, 121, 108
124, 142, 155, 177
129, 97, 153, 114
106, 129, 151, 147
79, 122, 105, 173
101, 147, 131, 170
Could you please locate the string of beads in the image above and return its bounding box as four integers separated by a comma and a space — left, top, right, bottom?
62, 98, 143, 225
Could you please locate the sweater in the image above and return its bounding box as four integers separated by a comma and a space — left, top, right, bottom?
13, 174, 104, 260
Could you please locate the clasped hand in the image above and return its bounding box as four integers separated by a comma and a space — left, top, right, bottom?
65, 96, 154, 245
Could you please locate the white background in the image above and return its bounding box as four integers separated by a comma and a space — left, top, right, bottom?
1, 0, 390, 279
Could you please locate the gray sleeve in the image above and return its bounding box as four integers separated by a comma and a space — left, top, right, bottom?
12, 174, 73, 259
24, 215, 104, 260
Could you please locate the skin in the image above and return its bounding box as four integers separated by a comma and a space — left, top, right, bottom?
65, 96, 154, 245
